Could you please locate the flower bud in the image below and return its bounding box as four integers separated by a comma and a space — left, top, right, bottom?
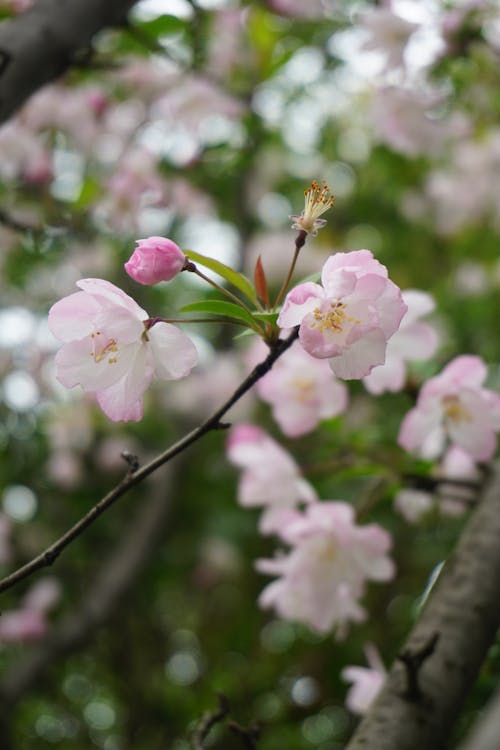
125, 236, 186, 285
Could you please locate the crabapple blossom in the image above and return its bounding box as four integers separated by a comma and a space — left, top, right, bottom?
257, 502, 394, 634
125, 236, 187, 285
48, 278, 198, 422
363, 289, 439, 395
360, 7, 419, 72
398, 355, 500, 461
342, 644, 386, 715
226, 424, 317, 534
256, 340, 348, 437
290, 181, 335, 236
0, 577, 60, 643
278, 250, 407, 380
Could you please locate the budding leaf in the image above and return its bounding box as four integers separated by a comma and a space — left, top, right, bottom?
254, 255, 270, 309
185, 250, 257, 304
180, 300, 258, 328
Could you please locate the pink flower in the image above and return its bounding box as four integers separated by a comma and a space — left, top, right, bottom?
256, 341, 348, 437
361, 8, 418, 72
0, 577, 60, 643
278, 250, 407, 380
363, 289, 439, 394
257, 502, 394, 634
48, 278, 198, 422
342, 644, 386, 715
399, 355, 500, 461
226, 424, 317, 533
125, 236, 187, 285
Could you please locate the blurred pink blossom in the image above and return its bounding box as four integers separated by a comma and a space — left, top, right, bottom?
395, 444, 481, 522
278, 250, 407, 380
256, 340, 348, 437
399, 355, 500, 461
371, 86, 469, 158
226, 424, 317, 533
342, 644, 386, 715
363, 289, 439, 395
152, 75, 244, 135
257, 502, 394, 634
95, 148, 166, 234
360, 7, 419, 71
267, 0, 326, 19
48, 278, 197, 422
0, 577, 60, 643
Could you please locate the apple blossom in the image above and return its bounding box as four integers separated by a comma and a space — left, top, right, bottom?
48, 278, 198, 422
125, 236, 187, 285
226, 424, 317, 533
342, 644, 386, 715
363, 289, 439, 395
257, 502, 394, 634
278, 250, 407, 380
398, 355, 500, 461
360, 7, 419, 72
0, 577, 60, 643
290, 180, 335, 236
256, 340, 348, 437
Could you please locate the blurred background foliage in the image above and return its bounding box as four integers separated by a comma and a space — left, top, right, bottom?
0, 0, 500, 748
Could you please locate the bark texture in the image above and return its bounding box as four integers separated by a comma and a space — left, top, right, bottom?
0, 0, 138, 124
345, 465, 500, 750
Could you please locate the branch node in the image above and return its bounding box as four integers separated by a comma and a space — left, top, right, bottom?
121, 451, 140, 474
215, 421, 232, 431
397, 631, 440, 702
228, 720, 261, 749
192, 693, 230, 749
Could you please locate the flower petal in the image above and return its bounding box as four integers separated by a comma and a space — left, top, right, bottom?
329, 328, 387, 379
148, 323, 198, 379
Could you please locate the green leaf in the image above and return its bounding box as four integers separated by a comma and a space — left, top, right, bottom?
135, 15, 187, 38
179, 300, 258, 328
185, 250, 257, 304
252, 311, 279, 326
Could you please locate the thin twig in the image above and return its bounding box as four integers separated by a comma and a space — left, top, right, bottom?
192, 695, 230, 749
0, 329, 299, 596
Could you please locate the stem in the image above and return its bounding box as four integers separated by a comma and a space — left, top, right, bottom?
147, 316, 250, 327
188, 265, 258, 318
273, 230, 307, 309
0, 329, 299, 596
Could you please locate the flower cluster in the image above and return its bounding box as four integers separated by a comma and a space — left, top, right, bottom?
257, 501, 394, 635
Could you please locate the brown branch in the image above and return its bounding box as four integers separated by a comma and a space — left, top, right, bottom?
0, 0, 139, 125
0, 329, 299, 596
0, 465, 178, 707
344, 462, 500, 750
192, 695, 230, 750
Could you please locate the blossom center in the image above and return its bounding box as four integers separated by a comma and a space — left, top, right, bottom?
291, 377, 316, 404
89, 330, 119, 364
443, 395, 471, 423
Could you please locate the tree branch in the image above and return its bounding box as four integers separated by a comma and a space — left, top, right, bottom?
0, 330, 299, 596
0, 0, 139, 125
456, 685, 500, 750
0, 464, 178, 707
344, 463, 500, 750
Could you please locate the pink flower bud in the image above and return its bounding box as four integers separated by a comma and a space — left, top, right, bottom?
125, 236, 187, 285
